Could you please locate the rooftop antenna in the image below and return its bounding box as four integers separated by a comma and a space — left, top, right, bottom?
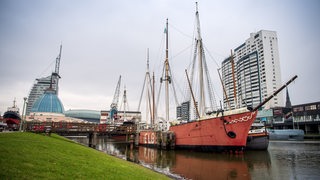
53, 44, 62, 95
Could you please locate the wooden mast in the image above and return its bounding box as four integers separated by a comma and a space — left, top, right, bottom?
195, 2, 205, 116
164, 18, 170, 122
147, 48, 154, 127
218, 68, 231, 109
152, 72, 155, 126
185, 69, 200, 119
230, 50, 238, 109
137, 48, 153, 127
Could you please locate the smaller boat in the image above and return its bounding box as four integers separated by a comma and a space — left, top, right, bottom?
138, 130, 159, 148
3, 99, 21, 131
246, 122, 269, 150
268, 129, 304, 141
137, 130, 175, 149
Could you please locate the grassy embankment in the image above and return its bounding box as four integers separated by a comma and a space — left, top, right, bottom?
0, 132, 170, 180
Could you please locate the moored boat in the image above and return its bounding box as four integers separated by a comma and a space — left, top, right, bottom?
169, 74, 296, 152
170, 109, 257, 151
246, 122, 269, 150
3, 99, 21, 131
268, 129, 304, 141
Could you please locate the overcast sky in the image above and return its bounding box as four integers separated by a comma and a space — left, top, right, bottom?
1, 0, 320, 119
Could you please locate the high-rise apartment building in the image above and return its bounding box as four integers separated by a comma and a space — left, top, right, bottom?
222, 30, 283, 110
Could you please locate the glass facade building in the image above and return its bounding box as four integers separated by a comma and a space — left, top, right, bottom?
26, 75, 59, 115
31, 89, 64, 114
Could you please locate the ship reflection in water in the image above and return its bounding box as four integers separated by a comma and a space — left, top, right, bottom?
169, 151, 263, 180
104, 139, 272, 179
68, 137, 320, 180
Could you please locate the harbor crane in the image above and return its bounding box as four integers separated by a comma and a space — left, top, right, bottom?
110, 75, 121, 123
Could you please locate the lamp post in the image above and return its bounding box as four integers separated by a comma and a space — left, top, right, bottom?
19, 97, 27, 131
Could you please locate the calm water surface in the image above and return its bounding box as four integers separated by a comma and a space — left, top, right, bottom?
68, 137, 320, 180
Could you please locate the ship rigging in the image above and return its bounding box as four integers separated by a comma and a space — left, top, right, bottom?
177, 2, 219, 121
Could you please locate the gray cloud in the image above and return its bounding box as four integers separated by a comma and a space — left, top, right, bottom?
1, 0, 319, 118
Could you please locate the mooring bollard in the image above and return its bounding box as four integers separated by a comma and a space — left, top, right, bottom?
88, 133, 93, 148
93, 132, 97, 148
88, 132, 97, 148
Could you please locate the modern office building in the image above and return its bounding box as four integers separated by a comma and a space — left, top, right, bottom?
176, 101, 199, 121
176, 101, 191, 121
221, 30, 283, 110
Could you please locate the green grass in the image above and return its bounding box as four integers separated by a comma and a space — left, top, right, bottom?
0, 132, 170, 180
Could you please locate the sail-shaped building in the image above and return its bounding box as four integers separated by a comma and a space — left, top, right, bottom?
26, 45, 62, 115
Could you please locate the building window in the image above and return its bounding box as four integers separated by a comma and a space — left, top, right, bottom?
293, 106, 304, 112
305, 105, 317, 111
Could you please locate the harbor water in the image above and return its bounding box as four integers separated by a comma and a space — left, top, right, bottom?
68, 137, 320, 180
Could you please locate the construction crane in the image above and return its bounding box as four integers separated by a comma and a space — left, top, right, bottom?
110, 75, 121, 123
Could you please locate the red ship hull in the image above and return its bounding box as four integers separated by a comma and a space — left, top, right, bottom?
169, 110, 257, 151
138, 130, 159, 147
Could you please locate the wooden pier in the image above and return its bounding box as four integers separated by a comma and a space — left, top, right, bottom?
24, 121, 137, 148
24, 121, 175, 149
